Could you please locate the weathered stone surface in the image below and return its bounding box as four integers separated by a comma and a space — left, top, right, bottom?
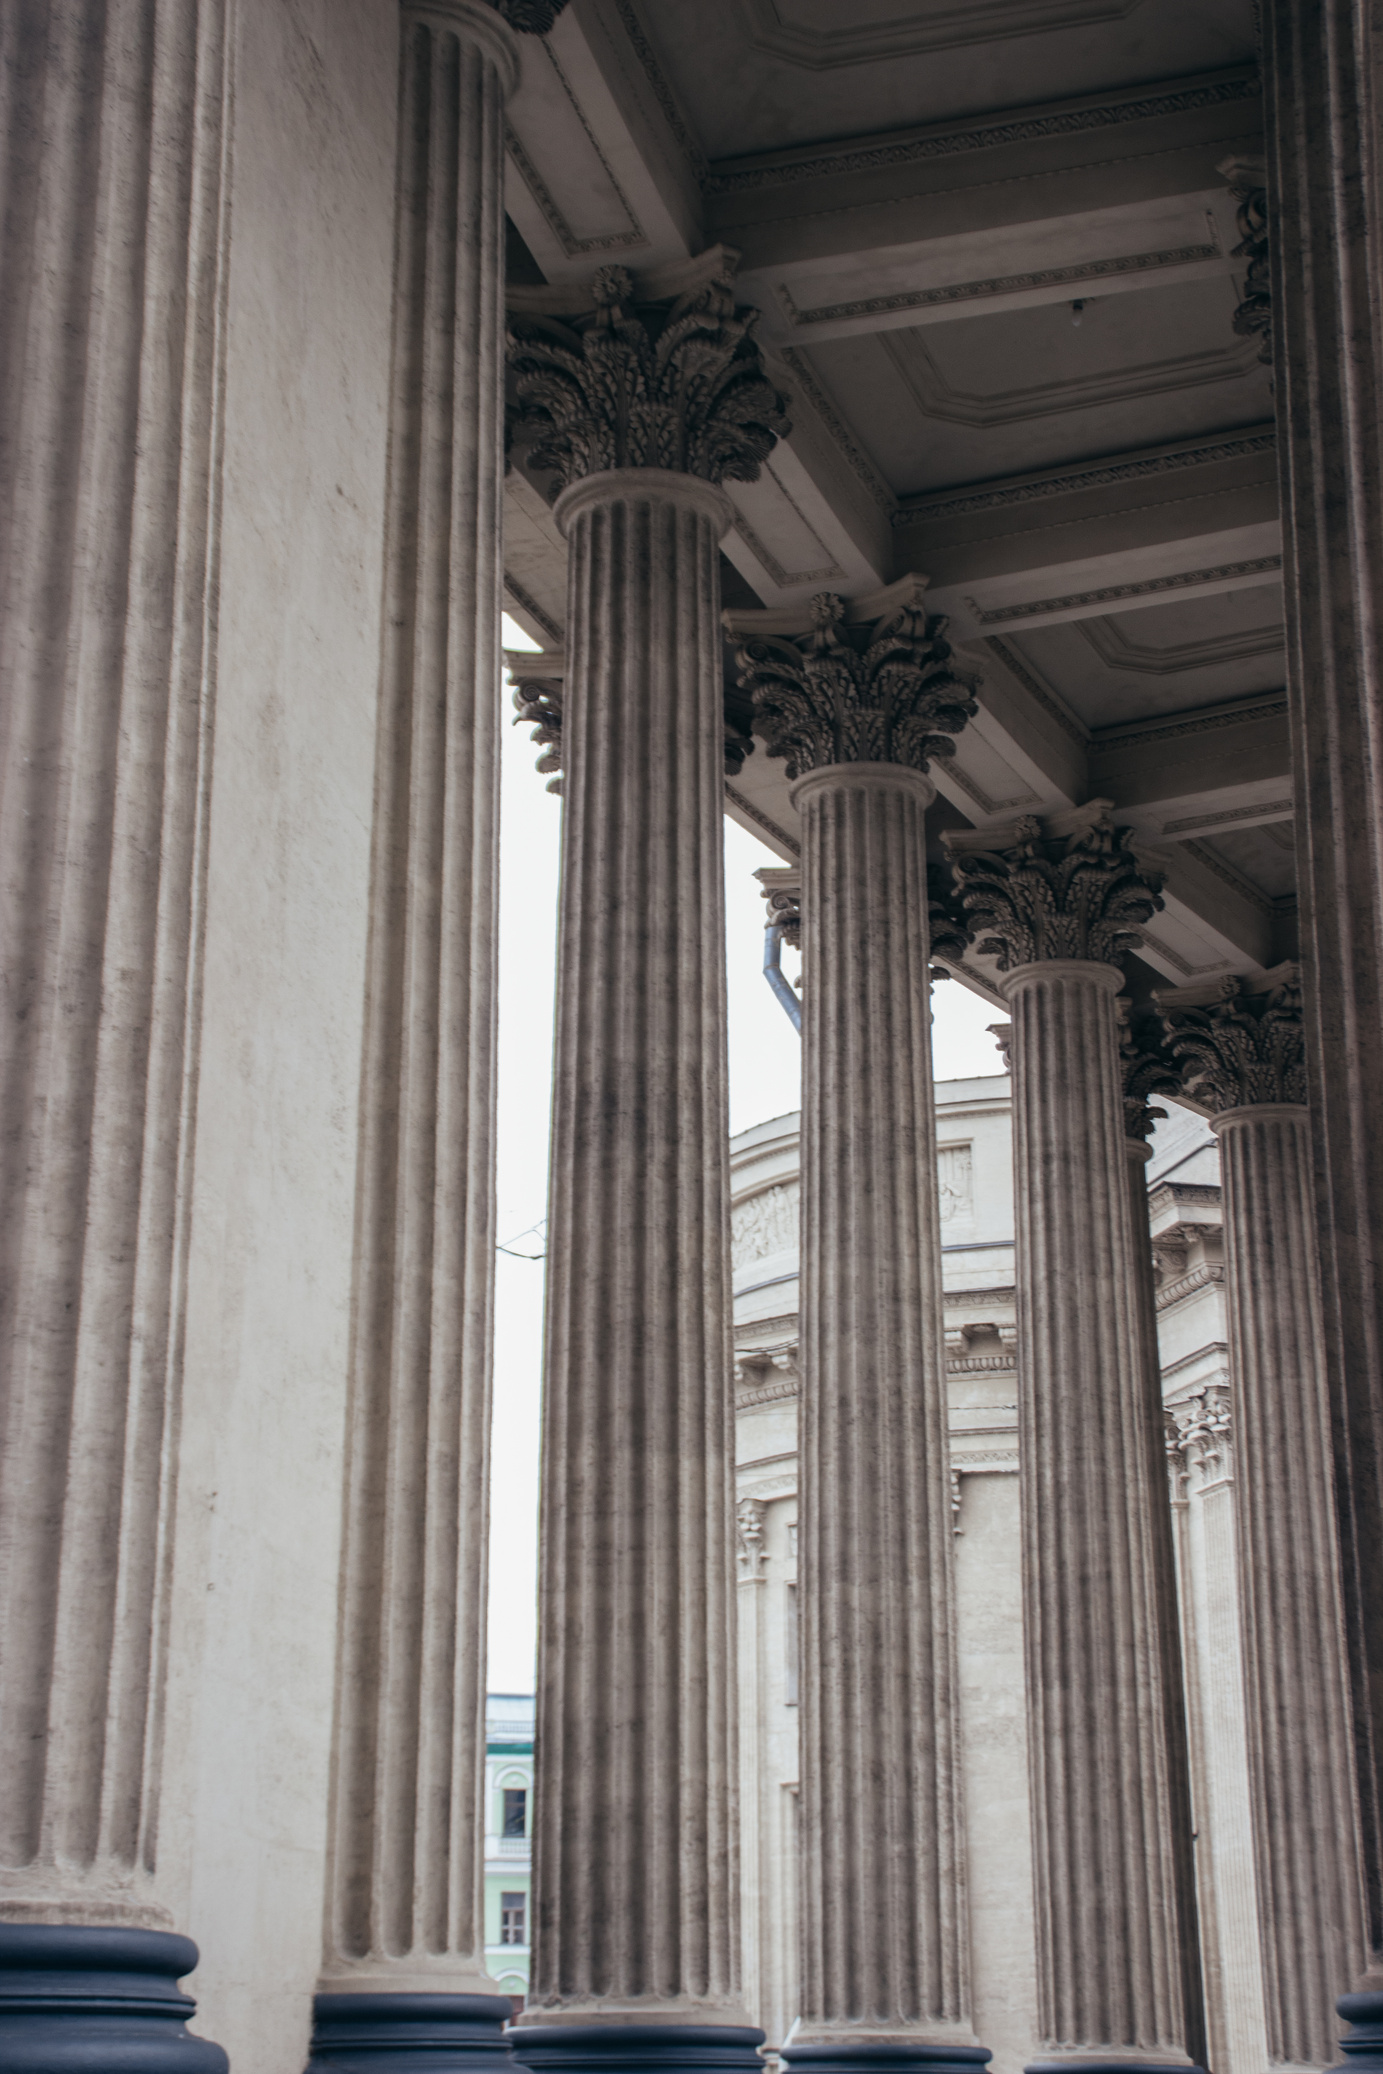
0, 0, 231, 1933
319, 0, 519, 1999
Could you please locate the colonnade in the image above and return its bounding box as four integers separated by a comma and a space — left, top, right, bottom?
3, 1, 1383, 2072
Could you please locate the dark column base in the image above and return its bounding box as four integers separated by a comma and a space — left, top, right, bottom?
1334, 1992, 1383, 2073
307, 1994, 516, 2071
509, 2023, 767, 2074
784, 2043, 991, 2074
0, 1924, 227, 2074
1024, 2063, 1205, 2074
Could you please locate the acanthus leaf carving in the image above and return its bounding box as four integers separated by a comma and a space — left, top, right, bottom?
736, 1494, 770, 1579
1159, 966, 1307, 1110
1220, 155, 1272, 367
943, 808, 1165, 972
1118, 999, 1183, 1142
491, 0, 571, 30
506, 260, 790, 491
735, 590, 978, 778
510, 668, 755, 791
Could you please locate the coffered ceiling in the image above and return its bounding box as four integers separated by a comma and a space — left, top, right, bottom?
502, 0, 1290, 994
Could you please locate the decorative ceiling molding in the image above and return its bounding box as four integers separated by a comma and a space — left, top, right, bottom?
1138, 929, 1232, 978
1091, 690, 1287, 745
724, 783, 802, 856
1077, 610, 1284, 676
895, 426, 1276, 525
775, 347, 896, 511
1180, 836, 1275, 914
1162, 797, 1292, 835
503, 575, 563, 645
981, 635, 1088, 744
884, 320, 1259, 433
505, 44, 648, 258
736, 0, 1143, 69
969, 555, 1283, 626
943, 761, 1040, 815
731, 510, 842, 589
779, 241, 1223, 333
705, 69, 1261, 194
607, 0, 709, 175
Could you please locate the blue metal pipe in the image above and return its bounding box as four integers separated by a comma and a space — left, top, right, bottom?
762, 922, 801, 1033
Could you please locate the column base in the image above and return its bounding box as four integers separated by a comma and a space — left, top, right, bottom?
1333, 1992, 1383, 2072
509, 2023, 767, 2074
783, 2043, 991, 2074
306, 1994, 516, 2071
0, 1924, 228, 2073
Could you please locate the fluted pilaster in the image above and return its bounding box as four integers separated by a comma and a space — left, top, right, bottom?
318, 0, 518, 2008
0, 0, 231, 1932
1006, 960, 1202, 2069
1212, 1103, 1367, 2063
521, 469, 750, 2033
792, 764, 978, 2061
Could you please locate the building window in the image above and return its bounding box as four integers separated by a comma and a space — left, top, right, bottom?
786, 1583, 799, 1706
502, 1787, 527, 1838
500, 1891, 527, 1945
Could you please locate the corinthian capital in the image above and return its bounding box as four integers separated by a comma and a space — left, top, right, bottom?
1219, 155, 1272, 366
730, 579, 977, 778
506, 248, 790, 491
1157, 963, 1306, 1111
492, 0, 570, 26
1119, 1000, 1183, 1142
942, 803, 1165, 972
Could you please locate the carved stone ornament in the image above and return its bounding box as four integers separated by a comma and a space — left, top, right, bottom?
735, 590, 978, 778
508, 657, 753, 791
491, 0, 569, 27
1220, 155, 1272, 367
927, 860, 971, 963
1118, 999, 1182, 1142
755, 867, 802, 949
506, 257, 790, 491
1165, 1383, 1234, 1495
736, 1495, 770, 1579
944, 806, 1165, 972
1159, 965, 1307, 1111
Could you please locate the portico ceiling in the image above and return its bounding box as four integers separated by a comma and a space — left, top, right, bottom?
502, 0, 1286, 992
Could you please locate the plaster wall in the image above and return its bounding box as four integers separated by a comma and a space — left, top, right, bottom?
155, 4, 396, 2067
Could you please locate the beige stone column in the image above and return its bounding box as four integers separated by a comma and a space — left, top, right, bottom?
735, 586, 989, 2074
0, 0, 230, 1941
309, 5, 540, 2061
946, 810, 1205, 2074
505, 255, 787, 2074
1159, 972, 1368, 2067
1257, 0, 1383, 1998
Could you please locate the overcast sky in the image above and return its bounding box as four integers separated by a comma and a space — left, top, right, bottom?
487, 617, 1006, 1693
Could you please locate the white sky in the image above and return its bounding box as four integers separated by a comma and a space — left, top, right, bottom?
486, 617, 1006, 1693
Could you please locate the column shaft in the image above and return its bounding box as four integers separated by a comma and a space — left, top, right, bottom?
1261, 0, 1383, 1966
1007, 964, 1202, 2068
1213, 1105, 1367, 2062
321, 0, 516, 1997
526, 471, 747, 2026
792, 767, 975, 2054
0, 0, 231, 1927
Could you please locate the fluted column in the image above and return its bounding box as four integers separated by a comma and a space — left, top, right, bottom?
1159, 973, 1368, 2067
946, 810, 1205, 2074
505, 254, 788, 2074
309, 7, 543, 2067
0, 0, 230, 2058
735, 585, 988, 2074
1256, 0, 1383, 2014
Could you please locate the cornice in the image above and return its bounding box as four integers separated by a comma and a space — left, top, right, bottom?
1156, 1261, 1225, 1309
981, 637, 1089, 744
896, 427, 1277, 527
1162, 797, 1292, 835
775, 348, 896, 511
1092, 690, 1288, 746
703, 67, 1261, 196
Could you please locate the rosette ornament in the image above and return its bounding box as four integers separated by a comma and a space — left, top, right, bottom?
507, 260, 790, 489
735, 590, 977, 776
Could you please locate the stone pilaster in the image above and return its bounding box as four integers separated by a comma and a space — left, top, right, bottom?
735, 587, 988, 2074
1160, 971, 1368, 2065
0, 0, 231, 2056
505, 251, 787, 2074
945, 810, 1205, 2074
311, 5, 535, 2064
1259, 0, 1383, 2002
